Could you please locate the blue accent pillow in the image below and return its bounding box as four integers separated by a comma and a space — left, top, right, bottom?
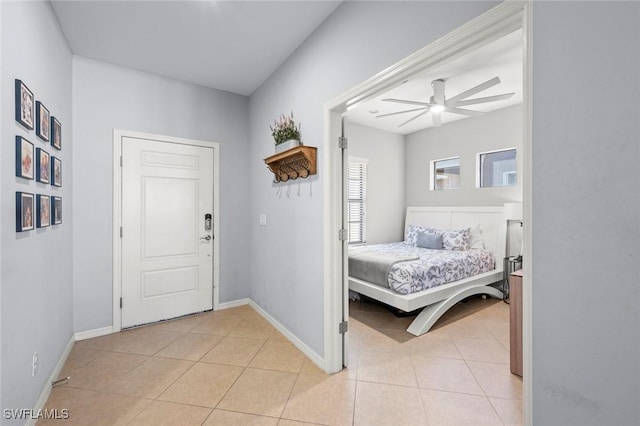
416, 231, 443, 249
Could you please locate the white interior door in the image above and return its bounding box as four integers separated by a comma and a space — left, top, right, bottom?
121, 136, 214, 328
341, 116, 350, 367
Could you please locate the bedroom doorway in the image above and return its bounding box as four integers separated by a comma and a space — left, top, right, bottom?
323, 1, 531, 422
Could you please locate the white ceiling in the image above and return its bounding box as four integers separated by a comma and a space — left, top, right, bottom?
347, 29, 523, 135
51, 0, 342, 96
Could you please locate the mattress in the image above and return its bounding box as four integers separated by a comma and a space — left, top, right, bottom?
348, 242, 496, 295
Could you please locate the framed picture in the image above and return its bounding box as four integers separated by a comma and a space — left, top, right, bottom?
36, 148, 50, 184
36, 194, 51, 228
15, 79, 34, 130
51, 156, 62, 187
51, 196, 62, 225
15, 136, 35, 180
36, 101, 50, 142
16, 192, 35, 232
51, 117, 62, 150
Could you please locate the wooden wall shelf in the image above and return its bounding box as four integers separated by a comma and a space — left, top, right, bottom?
264, 146, 317, 183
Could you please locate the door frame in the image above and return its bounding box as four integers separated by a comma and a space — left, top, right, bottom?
112, 129, 220, 332
322, 1, 532, 424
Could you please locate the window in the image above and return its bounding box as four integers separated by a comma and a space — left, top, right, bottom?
479, 148, 517, 187
348, 158, 367, 244
431, 157, 460, 191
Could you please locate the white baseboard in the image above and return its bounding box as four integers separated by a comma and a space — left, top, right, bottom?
248, 300, 326, 372
27, 335, 75, 426
217, 298, 249, 310
74, 325, 114, 341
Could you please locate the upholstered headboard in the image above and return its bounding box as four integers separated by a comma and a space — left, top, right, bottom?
404, 206, 506, 269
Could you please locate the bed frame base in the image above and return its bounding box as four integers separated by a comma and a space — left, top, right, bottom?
406, 284, 503, 336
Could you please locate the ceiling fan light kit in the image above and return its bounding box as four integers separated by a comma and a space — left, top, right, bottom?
379, 76, 515, 128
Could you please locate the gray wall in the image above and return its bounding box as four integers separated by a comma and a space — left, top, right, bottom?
348, 123, 405, 244
531, 2, 640, 425
72, 57, 251, 332
248, 0, 498, 356
1, 1, 73, 421
406, 104, 522, 207
0, 0, 3, 412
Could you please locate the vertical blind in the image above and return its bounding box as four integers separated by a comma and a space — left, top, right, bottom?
348, 159, 367, 244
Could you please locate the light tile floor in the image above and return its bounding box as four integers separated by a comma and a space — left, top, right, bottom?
40, 297, 522, 425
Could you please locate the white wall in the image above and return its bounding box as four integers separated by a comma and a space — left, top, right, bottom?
531, 2, 640, 425
72, 57, 251, 332
406, 104, 522, 207
1, 1, 73, 421
248, 0, 498, 357
348, 123, 405, 244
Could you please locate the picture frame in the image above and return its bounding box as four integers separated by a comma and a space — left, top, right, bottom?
51, 116, 62, 150
36, 194, 51, 228
51, 196, 62, 225
51, 156, 62, 187
36, 148, 50, 184
15, 79, 34, 130
15, 136, 35, 180
16, 192, 35, 232
36, 101, 50, 142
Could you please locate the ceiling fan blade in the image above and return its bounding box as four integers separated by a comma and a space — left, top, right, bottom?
432, 79, 445, 105
398, 110, 430, 127
446, 76, 501, 104
446, 107, 484, 117
376, 107, 428, 118
382, 98, 432, 107
452, 92, 515, 107
432, 112, 442, 127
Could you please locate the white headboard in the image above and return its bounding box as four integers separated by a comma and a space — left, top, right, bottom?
404, 206, 506, 270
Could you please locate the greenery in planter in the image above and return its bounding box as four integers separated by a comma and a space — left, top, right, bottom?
270, 112, 301, 145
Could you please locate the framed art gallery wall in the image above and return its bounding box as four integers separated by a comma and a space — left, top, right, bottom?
0, 1, 73, 417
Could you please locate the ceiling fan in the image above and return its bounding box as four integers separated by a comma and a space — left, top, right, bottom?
377, 76, 514, 127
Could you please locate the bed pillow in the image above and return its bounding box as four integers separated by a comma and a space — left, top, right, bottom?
405, 225, 438, 246
416, 231, 443, 249
442, 227, 471, 251
468, 224, 484, 249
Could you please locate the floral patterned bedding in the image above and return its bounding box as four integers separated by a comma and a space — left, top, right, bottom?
348, 242, 496, 295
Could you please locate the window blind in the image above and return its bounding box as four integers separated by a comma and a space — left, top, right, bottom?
348, 159, 367, 244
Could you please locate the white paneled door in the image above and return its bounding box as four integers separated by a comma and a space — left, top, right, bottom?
121, 136, 214, 328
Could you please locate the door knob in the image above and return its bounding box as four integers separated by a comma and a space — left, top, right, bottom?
200, 235, 212, 241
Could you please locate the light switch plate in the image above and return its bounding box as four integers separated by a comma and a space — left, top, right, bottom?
259, 214, 267, 226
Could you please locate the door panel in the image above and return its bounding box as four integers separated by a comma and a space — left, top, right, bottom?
142, 267, 198, 298
142, 177, 198, 258
121, 136, 213, 328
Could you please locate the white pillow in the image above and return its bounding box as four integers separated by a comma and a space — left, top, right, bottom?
468, 224, 484, 249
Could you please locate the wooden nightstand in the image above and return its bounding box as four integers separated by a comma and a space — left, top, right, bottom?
509, 269, 523, 376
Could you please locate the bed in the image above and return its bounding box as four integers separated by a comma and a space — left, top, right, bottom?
348, 206, 505, 336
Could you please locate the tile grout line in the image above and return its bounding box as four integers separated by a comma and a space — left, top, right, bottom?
199, 322, 271, 421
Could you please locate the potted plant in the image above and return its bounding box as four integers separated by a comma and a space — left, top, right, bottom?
270, 112, 301, 153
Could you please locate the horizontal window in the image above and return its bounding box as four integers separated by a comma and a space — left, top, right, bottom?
479, 148, 517, 188
431, 157, 460, 191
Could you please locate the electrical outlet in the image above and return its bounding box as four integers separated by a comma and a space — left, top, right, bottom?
32, 351, 38, 377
